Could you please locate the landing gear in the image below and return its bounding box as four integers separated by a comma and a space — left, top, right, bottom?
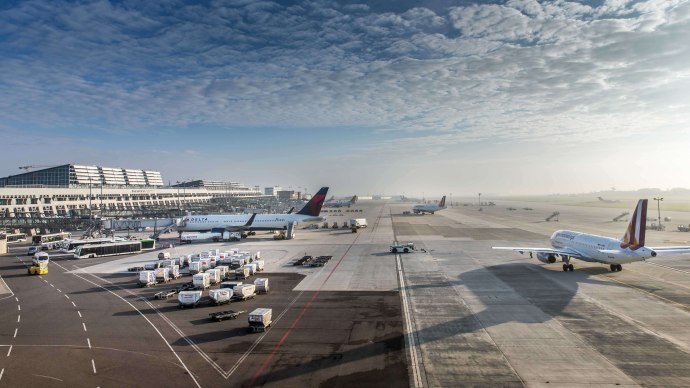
610, 264, 623, 272
562, 263, 574, 272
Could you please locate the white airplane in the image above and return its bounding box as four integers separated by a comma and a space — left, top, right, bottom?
493, 199, 690, 272
413, 196, 446, 214
176, 187, 329, 233
324, 195, 357, 208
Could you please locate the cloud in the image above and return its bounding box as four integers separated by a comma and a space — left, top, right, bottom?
0, 0, 688, 158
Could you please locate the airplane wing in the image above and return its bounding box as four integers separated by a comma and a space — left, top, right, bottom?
492, 246, 587, 259
225, 213, 257, 232
648, 246, 690, 255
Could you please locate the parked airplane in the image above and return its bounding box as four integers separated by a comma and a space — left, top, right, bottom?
598, 196, 620, 203
324, 195, 357, 208
413, 196, 446, 214
176, 187, 329, 233
493, 199, 690, 272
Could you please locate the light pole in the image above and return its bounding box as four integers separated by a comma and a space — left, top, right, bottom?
478, 193, 481, 207
450, 193, 453, 207
653, 197, 664, 227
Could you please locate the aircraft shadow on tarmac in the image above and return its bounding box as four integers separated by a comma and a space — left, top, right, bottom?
251, 263, 616, 385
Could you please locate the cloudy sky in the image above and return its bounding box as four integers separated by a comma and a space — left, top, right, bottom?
1, 0, 689, 196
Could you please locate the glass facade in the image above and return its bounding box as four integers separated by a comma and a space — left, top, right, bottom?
0, 164, 165, 188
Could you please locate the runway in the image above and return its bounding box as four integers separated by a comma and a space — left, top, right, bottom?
2, 199, 690, 386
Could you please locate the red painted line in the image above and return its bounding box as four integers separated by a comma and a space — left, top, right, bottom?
249, 205, 386, 387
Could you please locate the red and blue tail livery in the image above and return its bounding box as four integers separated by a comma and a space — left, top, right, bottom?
297, 187, 329, 216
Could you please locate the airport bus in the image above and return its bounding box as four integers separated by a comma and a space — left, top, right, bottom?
3, 233, 28, 243
32, 232, 72, 246
74, 241, 143, 259
140, 238, 156, 251
59, 238, 114, 253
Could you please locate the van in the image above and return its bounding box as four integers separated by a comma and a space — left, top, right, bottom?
28, 246, 41, 256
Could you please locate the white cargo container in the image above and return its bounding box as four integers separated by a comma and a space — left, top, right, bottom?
154, 267, 170, 283
254, 278, 269, 293
244, 263, 257, 276
169, 264, 181, 279
235, 266, 250, 280
254, 259, 265, 272
210, 249, 219, 256
178, 290, 203, 308
230, 257, 244, 269
138, 271, 156, 287
193, 273, 210, 290
209, 256, 218, 268
248, 308, 272, 332
158, 251, 171, 260
221, 281, 242, 289
350, 218, 368, 228
189, 261, 202, 275
160, 259, 174, 268
209, 289, 232, 305
199, 258, 211, 272
233, 284, 256, 300
206, 268, 221, 285
221, 256, 233, 265
215, 265, 229, 280
255, 251, 261, 260
144, 262, 163, 270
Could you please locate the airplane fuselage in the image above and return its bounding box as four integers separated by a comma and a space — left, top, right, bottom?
177, 214, 323, 232
550, 230, 656, 264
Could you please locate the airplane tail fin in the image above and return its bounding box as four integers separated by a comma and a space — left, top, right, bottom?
286, 207, 295, 214
297, 187, 329, 216
620, 199, 647, 250
351, 195, 358, 204
439, 196, 446, 208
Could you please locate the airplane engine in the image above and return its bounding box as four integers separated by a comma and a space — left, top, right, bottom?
536, 252, 557, 264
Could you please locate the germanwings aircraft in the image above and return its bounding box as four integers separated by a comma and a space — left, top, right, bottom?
493, 199, 690, 272
324, 195, 357, 208
413, 196, 446, 214
176, 187, 329, 233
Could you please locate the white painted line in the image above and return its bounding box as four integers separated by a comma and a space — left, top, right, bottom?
17, 315, 20, 323
82, 323, 87, 332
71, 301, 76, 307
396, 253, 424, 388
50, 284, 55, 288
78, 311, 82, 318
87, 338, 91, 349
13, 328, 18, 338
0, 368, 4, 381
6, 345, 12, 357
14, 297, 18, 302
65, 295, 70, 299
57, 289, 62, 293
17, 305, 20, 311
91, 359, 97, 374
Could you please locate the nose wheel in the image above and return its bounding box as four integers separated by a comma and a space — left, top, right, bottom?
610, 264, 623, 272
562, 263, 574, 272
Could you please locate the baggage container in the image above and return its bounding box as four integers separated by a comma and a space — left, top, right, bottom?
209, 289, 232, 305
248, 308, 272, 332
206, 268, 221, 285
138, 271, 156, 287
221, 281, 242, 290
254, 259, 265, 272
144, 262, 163, 270
221, 256, 234, 265
178, 290, 203, 308
158, 252, 171, 260
255, 251, 261, 260
244, 263, 257, 276
230, 257, 244, 269
209, 256, 218, 268
169, 264, 181, 279
155, 267, 170, 283
193, 273, 210, 290
235, 266, 250, 280
199, 258, 211, 272
210, 249, 219, 256
254, 278, 269, 294
200, 251, 210, 258
233, 284, 256, 301
215, 265, 229, 280
189, 261, 202, 275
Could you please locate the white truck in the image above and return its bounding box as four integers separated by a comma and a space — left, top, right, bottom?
390, 242, 416, 253
209, 289, 232, 305
254, 278, 269, 294
193, 273, 211, 290
248, 308, 272, 333
350, 218, 368, 228
233, 284, 256, 301
178, 290, 203, 308
138, 271, 157, 288
154, 267, 171, 283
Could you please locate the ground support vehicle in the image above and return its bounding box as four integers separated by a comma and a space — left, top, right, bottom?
209, 310, 245, 321
390, 243, 416, 253
154, 290, 177, 300
28, 262, 48, 275
248, 308, 272, 333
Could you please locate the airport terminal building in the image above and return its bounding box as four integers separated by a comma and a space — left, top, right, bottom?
0, 164, 262, 218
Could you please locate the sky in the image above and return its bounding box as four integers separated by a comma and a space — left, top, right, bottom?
1, 0, 689, 197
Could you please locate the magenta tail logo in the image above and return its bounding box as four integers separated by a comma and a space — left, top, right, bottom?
621, 199, 647, 250
297, 187, 329, 216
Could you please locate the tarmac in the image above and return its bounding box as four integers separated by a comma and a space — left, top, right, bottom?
1, 199, 690, 387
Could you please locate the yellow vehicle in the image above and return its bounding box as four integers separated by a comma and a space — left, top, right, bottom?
28, 261, 48, 275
